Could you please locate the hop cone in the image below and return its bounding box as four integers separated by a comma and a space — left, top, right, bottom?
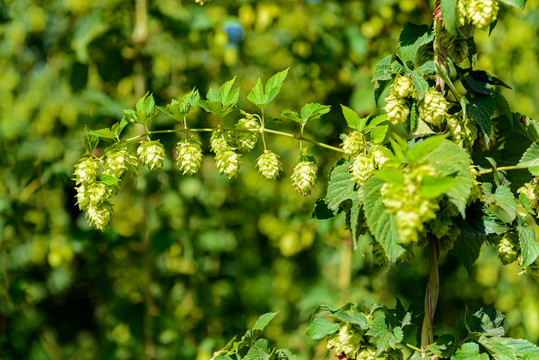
75, 184, 90, 210
327, 323, 364, 360
291, 161, 317, 196
446, 115, 477, 151
215, 149, 241, 179
176, 138, 204, 175
419, 88, 448, 128
234, 117, 260, 152
210, 130, 234, 153
447, 38, 469, 64
349, 154, 374, 186
469, 165, 483, 204
86, 201, 113, 230
102, 149, 138, 179
498, 233, 519, 265
517, 178, 539, 210
256, 151, 282, 181
384, 92, 409, 126
74, 157, 100, 185
137, 140, 165, 171
469, 0, 498, 30
523, 261, 539, 280
391, 74, 415, 99
87, 181, 110, 206
368, 145, 390, 169
341, 131, 366, 157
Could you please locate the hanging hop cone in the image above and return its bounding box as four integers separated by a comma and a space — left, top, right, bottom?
102, 148, 138, 179
368, 145, 390, 169
384, 92, 410, 126
137, 140, 165, 171
256, 150, 282, 181
176, 138, 204, 175
391, 74, 415, 99
86, 181, 110, 207
446, 115, 478, 151
447, 37, 469, 64
468, 0, 499, 30
234, 117, 260, 152
419, 88, 449, 128
215, 149, 241, 179
341, 131, 366, 157
349, 154, 374, 186
75, 184, 91, 210
291, 161, 317, 196
517, 178, 539, 210
523, 261, 539, 280
74, 157, 100, 185
468, 165, 483, 204
498, 232, 519, 265
86, 201, 113, 230
456, 0, 476, 38
327, 323, 364, 360
210, 130, 235, 154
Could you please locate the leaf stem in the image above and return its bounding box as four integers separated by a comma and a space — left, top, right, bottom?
421, 238, 440, 348
405, 343, 422, 352
477, 165, 528, 176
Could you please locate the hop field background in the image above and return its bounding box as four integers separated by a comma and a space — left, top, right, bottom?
0, 0, 538, 359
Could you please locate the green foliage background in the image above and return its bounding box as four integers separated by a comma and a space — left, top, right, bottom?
0, 0, 538, 359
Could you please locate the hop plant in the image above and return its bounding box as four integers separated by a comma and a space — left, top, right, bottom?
384, 92, 409, 126
176, 138, 204, 175
137, 140, 165, 171
327, 323, 364, 360
74, 157, 100, 185
368, 145, 390, 169
341, 131, 366, 157
522, 260, 539, 280
210, 130, 234, 153
75, 184, 90, 210
349, 154, 374, 186
498, 232, 519, 265
477, 124, 498, 151
469, 165, 483, 204
87, 181, 110, 206
468, 0, 499, 30
86, 201, 114, 230
517, 178, 539, 210
372, 240, 389, 266
234, 117, 260, 152
256, 150, 282, 181
419, 88, 448, 128
102, 148, 138, 179
391, 74, 415, 99
446, 115, 478, 151
215, 149, 241, 179
447, 38, 469, 64
291, 161, 317, 196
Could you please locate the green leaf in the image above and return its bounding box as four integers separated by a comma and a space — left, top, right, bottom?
372, 55, 392, 82
88, 128, 115, 139
83, 125, 99, 154
312, 199, 338, 220
441, 0, 458, 35
517, 141, 539, 171
365, 316, 403, 354
96, 173, 121, 186
415, 60, 437, 76
111, 117, 128, 138
265, 68, 289, 104
253, 312, 278, 330
495, 92, 513, 129
300, 103, 331, 125
452, 342, 489, 360
470, 70, 511, 89
218, 76, 237, 104
306, 318, 340, 340
136, 91, 150, 111
365, 114, 388, 131
371, 125, 388, 143
488, 342, 518, 360
466, 306, 505, 337
462, 77, 494, 96
427, 334, 458, 358
244, 339, 270, 360
374, 169, 405, 186
207, 87, 219, 102
399, 23, 435, 67
421, 176, 458, 199
363, 177, 406, 262
411, 71, 429, 100
325, 160, 356, 210
407, 134, 448, 162
424, 140, 472, 216
280, 109, 302, 124
450, 235, 483, 276
498, 0, 527, 8
341, 105, 366, 131
502, 338, 539, 356
492, 186, 517, 221
247, 78, 265, 107
518, 225, 539, 267
275, 349, 296, 360
465, 94, 496, 137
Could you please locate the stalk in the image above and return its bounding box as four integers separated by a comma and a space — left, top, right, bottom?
421, 238, 440, 349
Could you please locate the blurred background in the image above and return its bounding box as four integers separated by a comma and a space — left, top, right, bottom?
1, 0, 538, 359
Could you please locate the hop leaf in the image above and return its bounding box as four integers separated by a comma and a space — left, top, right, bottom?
256, 150, 282, 181
176, 138, 204, 176
86, 201, 114, 230
419, 88, 449, 128
74, 157, 100, 185
384, 92, 409, 126
137, 140, 165, 171
291, 161, 317, 196
215, 149, 241, 179
349, 154, 375, 186
234, 117, 260, 152
341, 131, 366, 157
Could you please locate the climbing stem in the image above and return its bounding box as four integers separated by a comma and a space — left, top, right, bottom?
477, 165, 528, 176
421, 237, 440, 349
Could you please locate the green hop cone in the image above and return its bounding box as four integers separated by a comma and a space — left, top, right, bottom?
391, 74, 415, 99
419, 88, 448, 128
86, 201, 113, 230
137, 140, 165, 171
368, 145, 390, 169
291, 161, 317, 196
446, 115, 478, 151
215, 149, 241, 179
176, 138, 204, 176
74, 157, 100, 185
256, 150, 282, 181
349, 154, 374, 186
456, 0, 476, 38
469, 0, 499, 30
75, 184, 90, 210
102, 149, 138, 179
522, 260, 539, 279
477, 124, 498, 151
447, 38, 469, 64
210, 130, 234, 153
384, 92, 410, 126
438, 28, 455, 49
87, 181, 110, 206
498, 232, 519, 265
327, 323, 364, 359
469, 165, 483, 204
517, 178, 539, 210
341, 131, 366, 157
234, 117, 260, 152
